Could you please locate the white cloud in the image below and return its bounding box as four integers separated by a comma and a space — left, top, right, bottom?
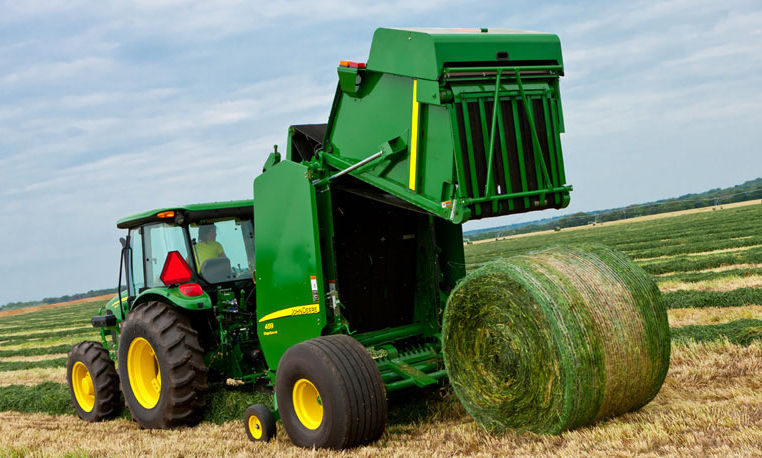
1, 57, 118, 85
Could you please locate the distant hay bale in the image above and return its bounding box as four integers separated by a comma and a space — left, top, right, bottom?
443, 244, 670, 434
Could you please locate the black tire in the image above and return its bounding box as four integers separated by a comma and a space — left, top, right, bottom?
118, 301, 208, 428
67, 340, 120, 421
276, 335, 387, 449
244, 404, 277, 442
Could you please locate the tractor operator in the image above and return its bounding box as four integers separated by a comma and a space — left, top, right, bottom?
194, 224, 227, 270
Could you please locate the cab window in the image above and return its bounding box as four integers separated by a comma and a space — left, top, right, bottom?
190, 218, 255, 283
143, 223, 191, 288
127, 228, 145, 295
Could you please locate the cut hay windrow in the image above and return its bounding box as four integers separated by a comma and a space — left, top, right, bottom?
443, 244, 670, 434
671, 319, 762, 346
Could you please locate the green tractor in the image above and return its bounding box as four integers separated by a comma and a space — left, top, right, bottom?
67, 27, 571, 449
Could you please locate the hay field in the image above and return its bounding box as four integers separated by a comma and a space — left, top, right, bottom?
1, 203, 761, 457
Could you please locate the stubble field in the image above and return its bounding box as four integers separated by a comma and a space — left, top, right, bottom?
1, 203, 761, 457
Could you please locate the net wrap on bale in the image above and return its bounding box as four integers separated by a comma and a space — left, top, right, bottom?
443, 244, 670, 434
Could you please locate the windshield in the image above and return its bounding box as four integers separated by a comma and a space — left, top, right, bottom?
190, 218, 255, 283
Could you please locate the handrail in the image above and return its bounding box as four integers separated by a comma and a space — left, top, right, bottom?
465, 185, 572, 204
442, 64, 563, 79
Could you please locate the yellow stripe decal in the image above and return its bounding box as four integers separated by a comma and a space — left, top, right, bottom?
258, 303, 320, 323
408, 79, 419, 190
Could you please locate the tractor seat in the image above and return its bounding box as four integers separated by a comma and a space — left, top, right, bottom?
200, 258, 232, 283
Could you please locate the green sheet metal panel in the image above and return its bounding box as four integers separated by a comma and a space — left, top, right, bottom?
253, 160, 326, 371
324, 73, 459, 221
117, 199, 254, 229
367, 28, 563, 80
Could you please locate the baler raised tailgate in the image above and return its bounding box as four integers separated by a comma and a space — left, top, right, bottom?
447, 67, 570, 219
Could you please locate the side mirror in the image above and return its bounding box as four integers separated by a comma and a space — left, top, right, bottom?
119, 237, 127, 248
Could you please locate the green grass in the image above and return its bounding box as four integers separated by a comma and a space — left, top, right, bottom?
0, 301, 104, 327
0, 344, 73, 358
640, 247, 762, 275
0, 327, 94, 343
663, 288, 762, 309
0, 382, 272, 425
203, 387, 272, 424
671, 319, 762, 346
465, 204, 762, 267
628, 235, 762, 259
0, 335, 100, 351
0, 358, 68, 372
657, 267, 762, 284
0, 382, 73, 415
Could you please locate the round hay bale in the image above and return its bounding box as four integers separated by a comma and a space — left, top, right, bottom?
442, 244, 670, 434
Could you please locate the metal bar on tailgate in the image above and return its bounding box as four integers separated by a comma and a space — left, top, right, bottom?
460, 100, 482, 217
476, 99, 497, 214
550, 99, 566, 184
483, 69, 503, 213
515, 70, 552, 206
510, 98, 531, 209
541, 96, 560, 205
495, 101, 514, 212
465, 185, 571, 204
448, 105, 469, 204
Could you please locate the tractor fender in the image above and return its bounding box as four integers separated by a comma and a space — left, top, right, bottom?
132, 288, 213, 312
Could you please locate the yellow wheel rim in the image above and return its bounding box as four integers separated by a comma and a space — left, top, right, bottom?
292, 378, 323, 430
127, 337, 161, 409
72, 361, 95, 412
248, 415, 263, 440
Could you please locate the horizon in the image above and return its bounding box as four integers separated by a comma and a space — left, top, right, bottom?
1, 0, 761, 304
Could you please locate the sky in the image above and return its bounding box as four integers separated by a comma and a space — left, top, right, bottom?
0, 0, 760, 305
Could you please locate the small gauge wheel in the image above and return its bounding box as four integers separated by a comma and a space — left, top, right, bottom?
244, 404, 276, 442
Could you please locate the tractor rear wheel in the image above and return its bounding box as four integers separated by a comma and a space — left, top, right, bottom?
118, 301, 208, 428
275, 335, 387, 449
67, 340, 120, 421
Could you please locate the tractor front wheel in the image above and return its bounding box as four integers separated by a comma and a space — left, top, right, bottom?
67, 341, 120, 421
118, 301, 208, 428
275, 335, 387, 449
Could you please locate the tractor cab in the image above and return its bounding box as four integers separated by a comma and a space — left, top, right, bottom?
109, 200, 256, 320
102, 200, 265, 386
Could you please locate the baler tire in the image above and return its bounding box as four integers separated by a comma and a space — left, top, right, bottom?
67, 340, 120, 422
244, 404, 277, 442
276, 335, 387, 449
118, 301, 208, 429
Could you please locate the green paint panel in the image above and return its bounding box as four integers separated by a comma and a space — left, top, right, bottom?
253, 160, 326, 371
117, 199, 253, 229
367, 28, 564, 80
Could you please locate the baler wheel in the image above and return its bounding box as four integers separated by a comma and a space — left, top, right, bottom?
67, 341, 121, 421
275, 335, 387, 449
118, 301, 208, 428
244, 404, 277, 442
